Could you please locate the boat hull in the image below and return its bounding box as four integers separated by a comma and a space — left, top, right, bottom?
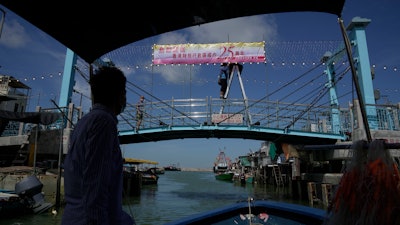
164, 200, 326, 225
141, 173, 159, 185
215, 172, 234, 181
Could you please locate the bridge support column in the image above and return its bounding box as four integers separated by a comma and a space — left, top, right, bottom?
58, 48, 77, 109
323, 52, 342, 135
346, 17, 378, 131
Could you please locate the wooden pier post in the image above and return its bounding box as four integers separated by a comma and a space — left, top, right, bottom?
321, 183, 332, 207
307, 182, 319, 206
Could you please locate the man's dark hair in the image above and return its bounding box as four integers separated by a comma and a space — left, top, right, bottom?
90, 66, 126, 107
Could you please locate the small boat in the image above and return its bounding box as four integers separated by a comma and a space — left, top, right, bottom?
164, 164, 181, 171
123, 158, 160, 194
0, 191, 30, 217
149, 167, 165, 175
123, 166, 159, 185
234, 172, 253, 184
141, 168, 159, 185
165, 197, 326, 225
0, 175, 53, 217
242, 172, 254, 184
215, 171, 234, 181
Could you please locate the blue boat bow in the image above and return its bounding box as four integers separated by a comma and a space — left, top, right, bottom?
164, 198, 326, 225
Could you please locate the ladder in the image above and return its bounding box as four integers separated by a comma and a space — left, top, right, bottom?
219, 64, 252, 124
272, 164, 284, 186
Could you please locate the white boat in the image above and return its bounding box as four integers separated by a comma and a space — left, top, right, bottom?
0, 175, 53, 217
213, 150, 232, 173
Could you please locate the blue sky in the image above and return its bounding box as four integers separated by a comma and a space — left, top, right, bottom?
1, 1, 400, 169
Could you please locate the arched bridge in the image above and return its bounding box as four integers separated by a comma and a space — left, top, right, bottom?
117, 97, 349, 145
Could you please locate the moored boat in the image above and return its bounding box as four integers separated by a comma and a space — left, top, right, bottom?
0, 175, 53, 217
123, 157, 160, 193
164, 164, 181, 171
242, 172, 254, 184
149, 167, 165, 175
215, 171, 234, 181
141, 168, 159, 185
213, 150, 232, 173
0, 190, 30, 217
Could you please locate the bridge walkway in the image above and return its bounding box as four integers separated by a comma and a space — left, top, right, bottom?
118, 97, 352, 145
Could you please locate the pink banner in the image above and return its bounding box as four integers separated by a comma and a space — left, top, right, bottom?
152, 42, 265, 65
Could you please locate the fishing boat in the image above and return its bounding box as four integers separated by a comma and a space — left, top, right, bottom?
215, 171, 234, 181
164, 197, 326, 225
213, 150, 232, 173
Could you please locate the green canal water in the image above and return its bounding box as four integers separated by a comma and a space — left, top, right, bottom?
0, 171, 324, 225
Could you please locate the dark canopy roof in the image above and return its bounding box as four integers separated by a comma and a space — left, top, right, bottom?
0, 0, 345, 64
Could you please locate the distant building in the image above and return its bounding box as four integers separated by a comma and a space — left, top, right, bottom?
0, 75, 30, 112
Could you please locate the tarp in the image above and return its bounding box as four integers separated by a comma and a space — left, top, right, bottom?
239, 156, 251, 167
124, 157, 158, 165
0, 0, 346, 64
269, 142, 277, 160
0, 110, 61, 135
0, 110, 61, 125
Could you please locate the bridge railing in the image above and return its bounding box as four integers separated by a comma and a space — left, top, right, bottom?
367, 103, 400, 131
1, 99, 399, 139
118, 97, 359, 135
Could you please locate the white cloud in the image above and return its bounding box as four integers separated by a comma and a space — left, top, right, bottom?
187, 15, 278, 43
156, 14, 278, 45
153, 64, 197, 84
0, 19, 31, 48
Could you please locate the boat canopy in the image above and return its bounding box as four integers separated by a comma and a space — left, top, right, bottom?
0, 0, 345, 64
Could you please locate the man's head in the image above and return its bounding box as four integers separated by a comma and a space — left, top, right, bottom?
90, 66, 127, 115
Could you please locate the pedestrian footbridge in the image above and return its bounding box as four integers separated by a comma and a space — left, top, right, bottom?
117, 97, 350, 145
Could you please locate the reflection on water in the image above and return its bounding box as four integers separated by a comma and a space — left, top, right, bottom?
0, 171, 320, 225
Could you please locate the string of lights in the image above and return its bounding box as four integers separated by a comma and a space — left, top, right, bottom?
5, 39, 399, 111
10, 63, 400, 92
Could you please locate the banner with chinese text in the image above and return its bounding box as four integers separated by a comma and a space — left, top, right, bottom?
211, 114, 243, 124
152, 42, 265, 65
